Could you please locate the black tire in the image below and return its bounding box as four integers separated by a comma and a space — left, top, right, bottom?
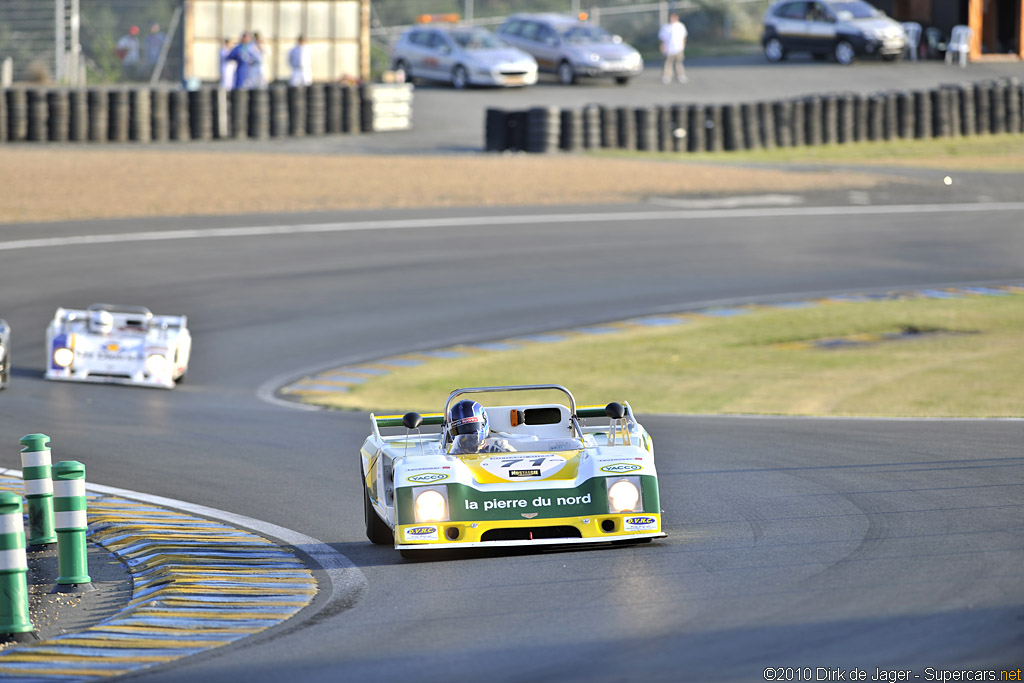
834, 40, 855, 65
364, 483, 393, 545
764, 37, 786, 63
451, 65, 469, 90
614, 76, 630, 85
557, 60, 576, 86
395, 59, 413, 84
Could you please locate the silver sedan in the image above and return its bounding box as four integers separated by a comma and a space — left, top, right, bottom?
391, 26, 538, 89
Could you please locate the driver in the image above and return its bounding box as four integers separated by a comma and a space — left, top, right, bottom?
448, 399, 516, 455
89, 309, 114, 335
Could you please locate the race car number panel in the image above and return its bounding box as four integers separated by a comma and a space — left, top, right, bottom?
479, 454, 567, 481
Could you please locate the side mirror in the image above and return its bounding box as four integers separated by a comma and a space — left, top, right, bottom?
403, 412, 423, 429
605, 402, 625, 419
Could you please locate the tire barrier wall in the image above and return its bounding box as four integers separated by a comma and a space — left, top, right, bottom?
1, 82, 412, 144
485, 78, 1024, 154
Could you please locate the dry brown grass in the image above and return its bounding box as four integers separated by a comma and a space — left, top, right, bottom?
0, 148, 886, 224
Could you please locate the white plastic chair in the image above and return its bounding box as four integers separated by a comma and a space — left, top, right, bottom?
945, 24, 972, 67
901, 22, 921, 62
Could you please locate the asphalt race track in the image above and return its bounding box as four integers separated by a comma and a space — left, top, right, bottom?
1, 194, 1022, 682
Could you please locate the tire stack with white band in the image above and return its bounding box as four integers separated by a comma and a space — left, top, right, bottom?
19, 433, 56, 548
52, 460, 92, 592
0, 491, 37, 643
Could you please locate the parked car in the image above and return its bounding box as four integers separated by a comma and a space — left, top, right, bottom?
391, 25, 538, 89
496, 13, 643, 85
762, 0, 907, 65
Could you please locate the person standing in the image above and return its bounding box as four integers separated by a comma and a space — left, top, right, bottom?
145, 23, 165, 65
658, 12, 688, 84
227, 31, 255, 90
288, 35, 312, 86
250, 31, 269, 89
115, 26, 141, 79
220, 38, 236, 90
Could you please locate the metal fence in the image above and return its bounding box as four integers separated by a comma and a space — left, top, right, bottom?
369, 0, 769, 43
0, 0, 182, 86
367, 0, 769, 76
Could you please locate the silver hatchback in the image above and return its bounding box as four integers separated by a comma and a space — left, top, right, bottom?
496, 13, 643, 85
391, 25, 538, 89
762, 0, 907, 65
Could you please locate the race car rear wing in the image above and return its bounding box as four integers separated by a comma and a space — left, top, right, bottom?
53, 305, 187, 330
371, 400, 635, 443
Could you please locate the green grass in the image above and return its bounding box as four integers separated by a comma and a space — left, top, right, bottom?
296, 292, 1024, 417
592, 133, 1024, 172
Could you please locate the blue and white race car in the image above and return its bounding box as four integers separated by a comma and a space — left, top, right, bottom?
360, 384, 665, 558
45, 304, 191, 389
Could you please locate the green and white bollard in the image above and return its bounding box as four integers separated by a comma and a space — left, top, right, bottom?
0, 491, 38, 643
52, 460, 92, 592
20, 434, 57, 547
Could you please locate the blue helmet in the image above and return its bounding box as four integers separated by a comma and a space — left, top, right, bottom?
449, 399, 489, 441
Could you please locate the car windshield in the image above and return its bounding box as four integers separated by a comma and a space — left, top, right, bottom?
560, 24, 614, 44
451, 29, 505, 49
829, 1, 880, 19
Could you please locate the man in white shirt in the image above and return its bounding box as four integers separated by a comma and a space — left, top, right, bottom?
288, 35, 313, 87
658, 13, 688, 84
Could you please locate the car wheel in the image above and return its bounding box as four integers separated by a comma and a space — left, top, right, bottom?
764, 37, 786, 62
557, 60, 576, 85
364, 484, 393, 545
395, 59, 413, 83
834, 40, 855, 65
451, 64, 469, 90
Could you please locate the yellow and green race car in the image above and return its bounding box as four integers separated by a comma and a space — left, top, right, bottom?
359, 384, 665, 558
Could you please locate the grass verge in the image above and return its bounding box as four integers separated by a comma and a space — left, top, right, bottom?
592, 134, 1024, 172
296, 291, 1024, 417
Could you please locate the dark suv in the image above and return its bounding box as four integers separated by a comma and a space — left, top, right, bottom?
762, 0, 907, 65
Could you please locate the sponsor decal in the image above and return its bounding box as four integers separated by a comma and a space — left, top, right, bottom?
623, 516, 657, 531
404, 526, 438, 541
406, 466, 451, 473
407, 472, 448, 484
600, 463, 642, 474
508, 469, 541, 478
521, 512, 538, 519
106, 342, 120, 352
464, 492, 592, 512
480, 455, 566, 481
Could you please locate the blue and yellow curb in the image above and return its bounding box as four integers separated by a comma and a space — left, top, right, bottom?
279, 283, 1024, 399
0, 475, 316, 681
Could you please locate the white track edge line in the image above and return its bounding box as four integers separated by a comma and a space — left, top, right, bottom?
3, 202, 1024, 252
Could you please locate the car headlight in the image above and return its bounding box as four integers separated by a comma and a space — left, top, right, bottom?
145, 353, 167, 375
53, 347, 74, 368
608, 477, 641, 513
414, 487, 448, 523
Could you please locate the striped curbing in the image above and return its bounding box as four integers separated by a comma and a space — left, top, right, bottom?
277, 282, 1024, 401
0, 475, 316, 681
